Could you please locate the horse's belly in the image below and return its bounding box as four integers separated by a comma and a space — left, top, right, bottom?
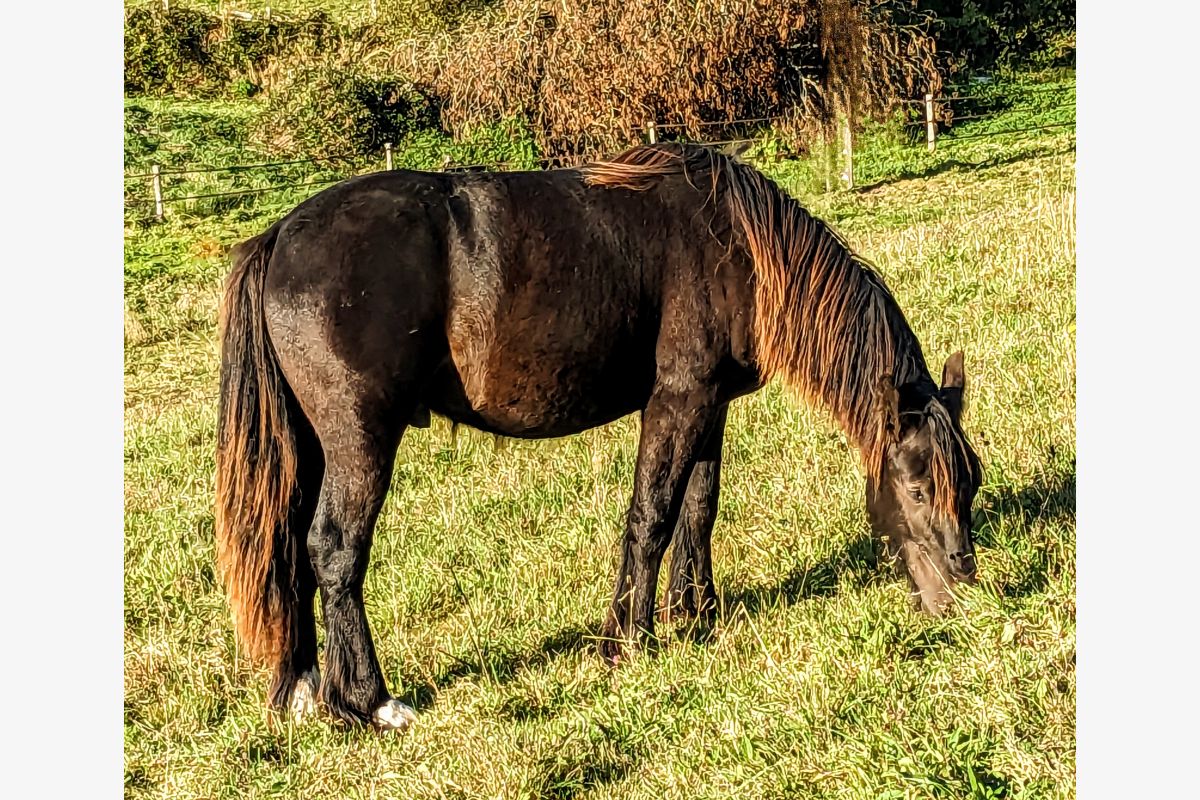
428, 321, 655, 438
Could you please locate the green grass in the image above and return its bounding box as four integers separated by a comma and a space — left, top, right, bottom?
124, 97, 537, 224
124, 78, 1076, 799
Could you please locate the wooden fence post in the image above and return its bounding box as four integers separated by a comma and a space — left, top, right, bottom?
646, 121, 658, 144
840, 116, 854, 190
384, 142, 393, 170
925, 93, 936, 152
822, 133, 832, 193
151, 164, 164, 220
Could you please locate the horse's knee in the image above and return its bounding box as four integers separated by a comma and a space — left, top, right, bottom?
307, 510, 371, 593
630, 525, 672, 562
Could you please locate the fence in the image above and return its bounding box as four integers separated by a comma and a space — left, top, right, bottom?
125, 84, 1075, 222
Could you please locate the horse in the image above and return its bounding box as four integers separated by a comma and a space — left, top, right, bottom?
214, 142, 982, 731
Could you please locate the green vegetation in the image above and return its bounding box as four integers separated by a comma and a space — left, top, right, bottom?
917, 1, 1075, 73
125, 1, 952, 160
123, 97, 537, 222
124, 68, 1076, 798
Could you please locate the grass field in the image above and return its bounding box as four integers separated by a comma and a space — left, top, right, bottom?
124, 81, 1076, 799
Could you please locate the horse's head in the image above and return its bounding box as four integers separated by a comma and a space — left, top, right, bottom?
867, 352, 982, 615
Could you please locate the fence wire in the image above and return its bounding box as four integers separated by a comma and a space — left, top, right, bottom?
126, 91, 1075, 221
125, 152, 361, 180
164, 177, 346, 203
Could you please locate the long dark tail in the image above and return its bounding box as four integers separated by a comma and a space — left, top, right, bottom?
215, 225, 306, 670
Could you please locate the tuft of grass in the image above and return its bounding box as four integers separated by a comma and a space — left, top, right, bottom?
125, 79, 1075, 799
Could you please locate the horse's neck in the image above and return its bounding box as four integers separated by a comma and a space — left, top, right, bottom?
776, 220, 934, 457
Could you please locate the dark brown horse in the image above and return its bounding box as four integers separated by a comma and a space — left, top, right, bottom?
215, 143, 981, 730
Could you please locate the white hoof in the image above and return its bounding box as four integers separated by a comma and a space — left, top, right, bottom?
290, 669, 320, 721
372, 698, 417, 731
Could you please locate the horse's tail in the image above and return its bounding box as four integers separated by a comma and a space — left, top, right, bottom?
215, 225, 306, 670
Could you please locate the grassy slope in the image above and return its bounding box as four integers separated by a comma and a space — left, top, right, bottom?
125, 85, 1076, 800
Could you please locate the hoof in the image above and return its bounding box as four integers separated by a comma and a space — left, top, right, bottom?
598, 633, 647, 666
658, 601, 715, 627
597, 628, 627, 666
289, 669, 320, 722
372, 698, 417, 732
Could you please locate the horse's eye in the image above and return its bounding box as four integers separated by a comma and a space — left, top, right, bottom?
907, 487, 925, 503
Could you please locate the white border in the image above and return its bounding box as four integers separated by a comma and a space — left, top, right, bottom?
1, 2, 124, 795
1077, 3, 1200, 797
3, 3, 1194, 797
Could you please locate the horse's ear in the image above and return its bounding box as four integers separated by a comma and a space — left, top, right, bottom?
875, 375, 901, 443
940, 351, 965, 422
941, 351, 965, 390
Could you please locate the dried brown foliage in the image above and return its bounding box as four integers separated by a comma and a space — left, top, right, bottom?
412, 0, 941, 157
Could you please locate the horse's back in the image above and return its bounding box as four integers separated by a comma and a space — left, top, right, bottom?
256, 166, 751, 439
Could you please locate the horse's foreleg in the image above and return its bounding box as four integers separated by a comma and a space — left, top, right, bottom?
308, 427, 414, 730
598, 390, 719, 664
660, 404, 727, 625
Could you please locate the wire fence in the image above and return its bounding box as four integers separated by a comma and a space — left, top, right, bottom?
125, 85, 1074, 223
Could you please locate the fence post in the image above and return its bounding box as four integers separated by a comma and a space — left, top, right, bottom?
384, 142, 393, 170
646, 121, 658, 144
824, 133, 834, 193
151, 164, 164, 220
840, 116, 854, 190
925, 93, 936, 152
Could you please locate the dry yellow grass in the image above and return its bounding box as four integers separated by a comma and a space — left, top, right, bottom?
124, 114, 1075, 798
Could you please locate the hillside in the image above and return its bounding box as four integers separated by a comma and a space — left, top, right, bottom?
124, 76, 1076, 798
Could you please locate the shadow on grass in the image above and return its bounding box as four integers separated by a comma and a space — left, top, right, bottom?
976, 461, 1076, 544
532, 730, 643, 800
853, 139, 1073, 193
397, 462, 1075, 708
397, 623, 591, 711
716, 532, 882, 621
974, 458, 1076, 599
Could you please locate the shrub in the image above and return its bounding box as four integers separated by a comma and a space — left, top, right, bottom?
124, 6, 344, 97
124, 104, 157, 166
376, 0, 498, 32
124, 7, 220, 95
918, 0, 1076, 73
426, 0, 942, 158
253, 61, 440, 157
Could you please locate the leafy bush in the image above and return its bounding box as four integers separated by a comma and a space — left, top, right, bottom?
376, 0, 497, 32
918, 0, 1076, 73
253, 61, 440, 157
124, 7, 220, 95
395, 116, 540, 170
124, 6, 344, 97
124, 104, 157, 166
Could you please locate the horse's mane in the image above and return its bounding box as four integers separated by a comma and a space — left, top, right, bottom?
582, 143, 974, 517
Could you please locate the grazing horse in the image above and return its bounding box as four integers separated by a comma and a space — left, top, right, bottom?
215, 143, 982, 731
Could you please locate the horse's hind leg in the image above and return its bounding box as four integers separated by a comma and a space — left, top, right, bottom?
307, 417, 415, 729
269, 414, 324, 720
598, 388, 720, 664
660, 404, 727, 625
